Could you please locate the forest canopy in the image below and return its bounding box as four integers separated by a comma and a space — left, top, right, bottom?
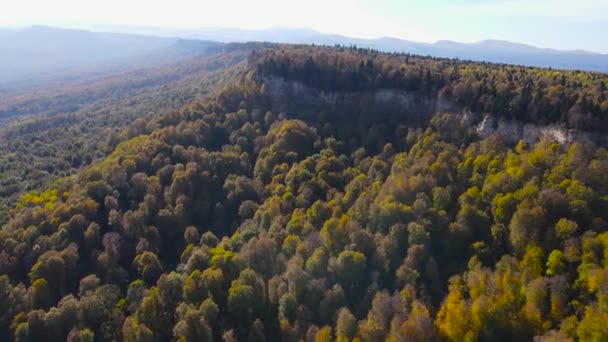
252, 45, 608, 132
1, 44, 608, 341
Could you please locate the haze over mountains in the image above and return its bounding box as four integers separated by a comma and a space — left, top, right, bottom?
0, 26, 219, 88
105, 26, 608, 72
2, 25, 607, 90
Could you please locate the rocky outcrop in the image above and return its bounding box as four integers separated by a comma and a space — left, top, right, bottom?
259, 75, 461, 116
474, 114, 603, 144
258, 75, 606, 145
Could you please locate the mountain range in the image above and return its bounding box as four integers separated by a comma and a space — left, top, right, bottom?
102, 26, 608, 72
2, 25, 607, 89
0, 26, 219, 88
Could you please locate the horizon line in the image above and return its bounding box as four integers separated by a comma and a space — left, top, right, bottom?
2, 23, 607, 55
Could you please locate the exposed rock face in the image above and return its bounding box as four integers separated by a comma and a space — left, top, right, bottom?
474, 114, 603, 144
259, 75, 461, 115
476, 115, 496, 139
540, 127, 571, 144
522, 124, 540, 144
258, 75, 606, 145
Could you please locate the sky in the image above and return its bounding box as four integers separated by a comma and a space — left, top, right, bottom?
1, 0, 607, 53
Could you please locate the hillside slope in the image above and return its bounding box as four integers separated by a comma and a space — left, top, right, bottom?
0, 26, 221, 88
0, 44, 608, 341
0, 43, 253, 222
250, 45, 608, 136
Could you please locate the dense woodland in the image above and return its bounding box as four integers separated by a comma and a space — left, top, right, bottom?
0, 45, 250, 222
253, 45, 608, 131
1, 44, 608, 341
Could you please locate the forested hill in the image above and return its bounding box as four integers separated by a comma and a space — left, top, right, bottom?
251, 45, 608, 134
1, 44, 608, 341
0, 42, 255, 223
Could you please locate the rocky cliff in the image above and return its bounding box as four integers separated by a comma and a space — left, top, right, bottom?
258, 75, 606, 145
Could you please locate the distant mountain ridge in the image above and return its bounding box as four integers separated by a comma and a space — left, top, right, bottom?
99, 26, 608, 72
3, 25, 607, 90
302, 31, 608, 72
0, 26, 217, 88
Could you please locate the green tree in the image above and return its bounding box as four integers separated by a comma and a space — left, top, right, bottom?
546, 250, 565, 276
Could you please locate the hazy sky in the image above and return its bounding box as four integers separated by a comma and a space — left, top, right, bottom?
2, 0, 607, 53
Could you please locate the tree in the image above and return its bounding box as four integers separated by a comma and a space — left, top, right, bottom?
333, 251, 367, 294
249, 319, 266, 342
279, 293, 297, 323
509, 206, 546, 255
520, 245, 545, 282
200, 298, 219, 325
79, 274, 101, 297
29, 252, 67, 300
29, 278, 52, 310
184, 270, 208, 305
122, 317, 155, 342
227, 269, 266, 328
158, 272, 184, 315
134, 252, 163, 285
546, 250, 565, 276
202, 268, 224, 306
336, 307, 356, 342
67, 328, 95, 342
555, 219, 578, 240
315, 326, 332, 342
173, 304, 213, 342
305, 248, 329, 278
319, 284, 346, 323
184, 226, 201, 245
397, 301, 437, 342
227, 281, 256, 326
320, 216, 350, 254
436, 276, 472, 341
